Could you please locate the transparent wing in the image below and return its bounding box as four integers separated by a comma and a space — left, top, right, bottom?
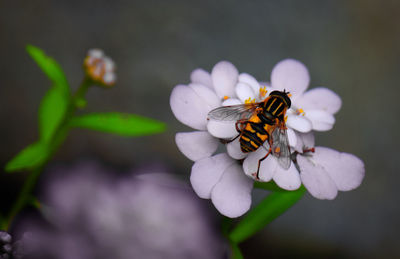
207, 103, 258, 122
271, 125, 291, 170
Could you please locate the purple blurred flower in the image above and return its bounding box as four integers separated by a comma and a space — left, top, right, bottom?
16, 162, 226, 259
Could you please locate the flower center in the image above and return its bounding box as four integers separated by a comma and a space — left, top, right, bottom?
296, 108, 305, 116
245, 97, 256, 104
223, 95, 230, 100
259, 86, 268, 98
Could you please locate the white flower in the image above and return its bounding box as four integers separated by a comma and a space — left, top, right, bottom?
171, 61, 255, 217
84, 49, 116, 86
170, 60, 365, 218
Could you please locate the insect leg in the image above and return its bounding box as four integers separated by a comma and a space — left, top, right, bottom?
256, 146, 272, 180
220, 134, 240, 144
221, 119, 248, 144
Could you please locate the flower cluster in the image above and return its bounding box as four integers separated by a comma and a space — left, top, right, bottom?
15, 162, 225, 259
83, 49, 116, 87
170, 59, 365, 218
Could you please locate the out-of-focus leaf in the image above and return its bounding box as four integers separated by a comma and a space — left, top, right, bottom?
5, 142, 50, 172
254, 181, 290, 192
39, 86, 69, 142
229, 186, 306, 244
69, 112, 166, 136
26, 45, 69, 93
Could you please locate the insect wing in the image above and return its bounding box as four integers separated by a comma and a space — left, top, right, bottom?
271, 126, 291, 170
207, 103, 258, 122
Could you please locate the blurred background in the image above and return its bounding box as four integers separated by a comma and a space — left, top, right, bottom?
1, 0, 399, 258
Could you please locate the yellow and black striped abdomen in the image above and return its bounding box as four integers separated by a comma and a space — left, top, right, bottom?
239, 120, 271, 153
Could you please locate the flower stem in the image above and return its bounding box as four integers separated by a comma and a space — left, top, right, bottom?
3, 78, 91, 231
228, 186, 306, 244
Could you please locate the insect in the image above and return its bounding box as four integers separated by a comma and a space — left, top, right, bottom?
207, 90, 292, 179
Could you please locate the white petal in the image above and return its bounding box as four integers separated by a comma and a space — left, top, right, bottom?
189, 83, 221, 110
238, 73, 260, 95
294, 131, 315, 152
226, 137, 247, 160
190, 68, 213, 88
235, 82, 256, 103
297, 155, 338, 200
211, 163, 253, 218
273, 162, 301, 190
295, 87, 342, 114
286, 114, 312, 133
287, 128, 297, 148
222, 98, 242, 106
170, 84, 209, 130
242, 149, 276, 182
190, 153, 236, 199
313, 147, 365, 191
207, 120, 238, 139
270, 59, 310, 98
305, 110, 335, 131
211, 61, 239, 99
175, 131, 219, 161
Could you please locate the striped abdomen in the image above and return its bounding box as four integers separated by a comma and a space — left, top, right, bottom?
239, 114, 274, 153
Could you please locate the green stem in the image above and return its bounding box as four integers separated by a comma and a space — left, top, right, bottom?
3, 79, 91, 231
229, 186, 306, 244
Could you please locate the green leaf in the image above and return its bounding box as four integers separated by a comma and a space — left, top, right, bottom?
39, 86, 70, 142
69, 112, 166, 136
229, 186, 306, 244
5, 142, 50, 172
26, 45, 69, 93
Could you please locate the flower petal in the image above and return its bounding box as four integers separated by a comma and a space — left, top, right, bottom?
175, 131, 219, 161
297, 155, 338, 200
270, 59, 310, 98
222, 98, 242, 106
190, 153, 235, 199
190, 68, 213, 89
211, 163, 253, 218
286, 114, 312, 133
287, 128, 297, 148
239, 73, 260, 95
170, 84, 210, 130
189, 83, 221, 110
295, 87, 342, 114
207, 120, 238, 139
211, 61, 239, 99
294, 131, 315, 153
305, 110, 335, 131
235, 82, 256, 103
242, 148, 276, 182
273, 162, 301, 190
226, 137, 247, 160
312, 147, 365, 191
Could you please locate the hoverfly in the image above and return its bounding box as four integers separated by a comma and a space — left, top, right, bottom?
208, 90, 292, 179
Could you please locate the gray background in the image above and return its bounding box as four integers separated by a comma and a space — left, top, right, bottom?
1, 0, 399, 258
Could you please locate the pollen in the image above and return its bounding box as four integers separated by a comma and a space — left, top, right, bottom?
223, 95, 229, 100
284, 115, 288, 122
245, 97, 256, 104
259, 86, 268, 98
296, 108, 305, 116
274, 147, 281, 153
288, 93, 292, 97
